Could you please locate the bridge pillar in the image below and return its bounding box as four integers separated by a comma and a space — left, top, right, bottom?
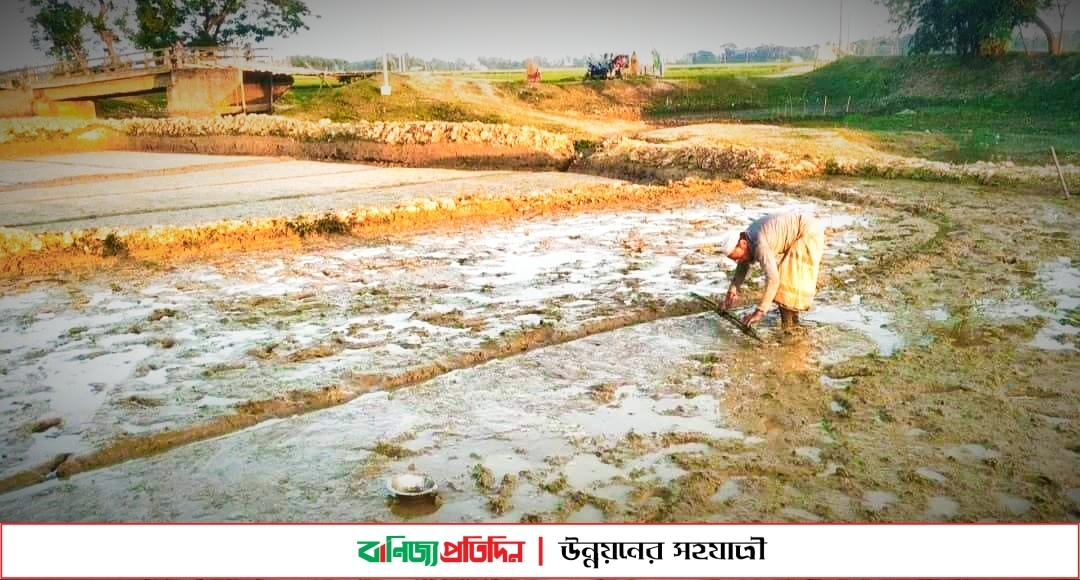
167, 67, 244, 117
0, 89, 34, 118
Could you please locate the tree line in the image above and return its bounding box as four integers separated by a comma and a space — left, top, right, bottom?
19, 0, 313, 68
289, 46, 831, 74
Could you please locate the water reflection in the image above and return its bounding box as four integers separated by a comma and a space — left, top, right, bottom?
776, 328, 817, 374
388, 495, 442, 519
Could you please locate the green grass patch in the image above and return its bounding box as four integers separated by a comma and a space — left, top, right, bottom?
98, 93, 167, 118
645, 55, 1080, 165
276, 74, 504, 124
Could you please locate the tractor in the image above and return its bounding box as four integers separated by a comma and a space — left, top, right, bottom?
584, 54, 629, 81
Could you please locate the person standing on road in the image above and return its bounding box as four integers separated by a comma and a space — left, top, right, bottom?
715, 211, 827, 329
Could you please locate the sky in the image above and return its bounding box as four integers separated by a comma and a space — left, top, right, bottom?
0, 0, 908, 70
261, 0, 900, 62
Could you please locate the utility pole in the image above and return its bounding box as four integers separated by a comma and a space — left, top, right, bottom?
380, 0, 391, 95
382, 52, 390, 95
839, 0, 844, 52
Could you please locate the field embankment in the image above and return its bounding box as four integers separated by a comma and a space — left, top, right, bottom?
2, 107, 1076, 275
579, 124, 1080, 187
0, 115, 576, 170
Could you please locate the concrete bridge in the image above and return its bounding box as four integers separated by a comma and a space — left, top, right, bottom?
0, 46, 371, 119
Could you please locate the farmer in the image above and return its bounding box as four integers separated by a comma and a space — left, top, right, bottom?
717, 211, 827, 329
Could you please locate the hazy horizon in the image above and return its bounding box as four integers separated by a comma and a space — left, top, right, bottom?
0, 0, 901, 71
1, 0, 1076, 72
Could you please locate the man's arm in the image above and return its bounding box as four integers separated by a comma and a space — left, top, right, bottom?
722, 259, 750, 310
730, 261, 750, 289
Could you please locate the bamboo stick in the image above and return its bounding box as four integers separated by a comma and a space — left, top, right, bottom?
690, 293, 765, 343
1051, 146, 1070, 199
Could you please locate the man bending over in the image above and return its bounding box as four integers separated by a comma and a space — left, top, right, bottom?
716, 212, 827, 329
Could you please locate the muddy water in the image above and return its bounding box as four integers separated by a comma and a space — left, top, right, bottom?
0, 152, 267, 186
0, 312, 879, 522
1029, 258, 1080, 351
0, 151, 625, 231
925, 256, 1080, 351
0, 189, 892, 502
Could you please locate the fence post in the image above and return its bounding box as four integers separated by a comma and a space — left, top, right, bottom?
239, 67, 247, 114
1051, 147, 1071, 199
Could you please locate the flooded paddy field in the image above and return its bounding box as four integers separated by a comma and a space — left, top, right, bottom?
0, 180, 914, 514
0, 189, 876, 476
0, 156, 1078, 522
0, 312, 900, 523
0, 152, 620, 232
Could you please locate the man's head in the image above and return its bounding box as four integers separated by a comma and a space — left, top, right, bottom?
717, 231, 750, 262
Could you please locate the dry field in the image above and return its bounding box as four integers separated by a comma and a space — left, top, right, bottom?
0, 72, 1076, 523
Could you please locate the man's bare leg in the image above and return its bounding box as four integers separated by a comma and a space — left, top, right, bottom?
780, 307, 799, 329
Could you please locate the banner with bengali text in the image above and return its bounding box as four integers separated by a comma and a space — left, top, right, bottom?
1, 522, 1077, 579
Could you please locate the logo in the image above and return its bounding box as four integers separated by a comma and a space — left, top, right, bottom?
357, 535, 528, 567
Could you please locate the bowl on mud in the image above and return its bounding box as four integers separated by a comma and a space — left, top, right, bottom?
385, 473, 438, 498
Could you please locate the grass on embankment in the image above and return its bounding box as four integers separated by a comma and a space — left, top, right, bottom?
273, 73, 507, 124
647, 55, 1080, 165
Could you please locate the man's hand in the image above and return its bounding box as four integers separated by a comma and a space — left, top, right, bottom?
722, 287, 739, 311
741, 308, 765, 327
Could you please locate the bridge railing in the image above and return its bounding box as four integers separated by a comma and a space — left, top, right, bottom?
0, 45, 274, 89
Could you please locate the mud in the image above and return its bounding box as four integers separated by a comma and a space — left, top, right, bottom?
0, 190, 873, 492
4, 171, 1076, 522
0, 152, 272, 187
0, 151, 619, 233
0, 312, 896, 522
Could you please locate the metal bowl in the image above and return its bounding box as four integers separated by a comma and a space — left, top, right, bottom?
385, 473, 438, 498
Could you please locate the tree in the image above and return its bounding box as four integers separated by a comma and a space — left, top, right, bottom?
26, 0, 91, 68
129, 0, 313, 49
691, 50, 717, 64
85, 0, 126, 63
879, 0, 1061, 57
23, 0, 126, 65
880, 0, 1009, 57
1012, 0, 1062, 55
1054, 0, 1075, 44
129, 0, 183, 49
